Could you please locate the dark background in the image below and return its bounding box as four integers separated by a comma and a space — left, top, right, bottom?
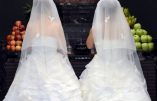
0, 1, 156, 101
0, 0, 157, 39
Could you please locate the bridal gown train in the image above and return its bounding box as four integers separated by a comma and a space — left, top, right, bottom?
80, 41, 151, 101
3, 37, 82, 101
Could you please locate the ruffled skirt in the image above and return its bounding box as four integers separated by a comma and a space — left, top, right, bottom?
80, 55, 151, 101
4, 51, 82, 101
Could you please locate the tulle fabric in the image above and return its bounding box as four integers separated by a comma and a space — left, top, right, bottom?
4, 0, 83, 100
3, 37, 82, 101
80, 46, 151, 101
22, 0, 67, 54
80, 0, 151, 101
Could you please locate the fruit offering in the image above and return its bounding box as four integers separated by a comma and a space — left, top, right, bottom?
123, 7, 154, 52
132, 23, 154, 52
123, 8, 137, 27
6, 20, 26, 52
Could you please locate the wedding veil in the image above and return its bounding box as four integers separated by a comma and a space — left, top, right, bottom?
16, 0, 68, 73
92, 0, 146, 85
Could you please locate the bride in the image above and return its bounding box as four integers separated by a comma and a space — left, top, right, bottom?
80, 0, 151, 101
3, 0, 82, 101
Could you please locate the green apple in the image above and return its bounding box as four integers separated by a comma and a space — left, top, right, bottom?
136, 29, 143, 36
134, 23, 141, 30
141, 35, 148, 43
128, 20, 132, 26
123, 8, 130, 17
147, 35, 153, 42
131, 29, 136, 35
142, 29, 148, 35
135, 42, 142, 50
148, 42, 154, 51
134, 35, 140, 42
142, 43, 149, 52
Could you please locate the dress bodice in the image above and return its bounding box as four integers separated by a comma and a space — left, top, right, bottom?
96, 40, 129, 62
32, 37, 58, 48
31, 37, 58, 53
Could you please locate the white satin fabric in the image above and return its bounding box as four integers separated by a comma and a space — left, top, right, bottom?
3, 37, 82, 101
80, 42, 151, 101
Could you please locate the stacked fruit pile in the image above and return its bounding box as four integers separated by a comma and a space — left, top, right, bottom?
123, 8, 137, 27
6, 21, 25, 52
123, 8, 154, 52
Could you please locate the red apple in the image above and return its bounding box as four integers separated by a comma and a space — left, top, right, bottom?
15, 30, 20, 35
15, 46, 21, 52
22, 34, 25, 40
11, 46, 16, 52
15, 34, 22, 40
10, 40, 16, 46
19, 25, 25, 31
16, 41, 22, 46
10, 35, 15, 40
20, 31, 25, 35
12, 31, 16, 35
6, 45, 11, 50
6, 35, 11, 41
15, 20, 22, 27
12, 26, 18, 31
7, 41, 11, 45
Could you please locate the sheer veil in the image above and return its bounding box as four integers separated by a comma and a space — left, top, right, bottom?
3, 1, 83, 100
17, 0, 69, 72
92, 0, 147, 86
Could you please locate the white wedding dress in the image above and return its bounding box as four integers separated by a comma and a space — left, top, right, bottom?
80, 41, 151, 101
3, 37, 82, 101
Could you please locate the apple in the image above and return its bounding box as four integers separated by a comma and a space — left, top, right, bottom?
15, 46, 21, 52
148, 42, 154, 51
15, 30, 20, 35
10, 46, 16, 52
135, 42, 142, 50
12, 31, 16, 36
22, 34, 25, 40
10, 40, 16, 46
147, 35, 153, 42
10, 35, 15, 40
142, 43, 149, 52
6, 35, 11, 41
136, 29, 143, 36
128, 20, 132, 26
134, 35, 140, 42
142, 29, 148, 35
20, 31, 25, 35
141, 35, 148, 43
16, 41, 22, 46
12, 26, 18, 31
19, 25, 25, 31
6, 45, 11, 50
15, 34, 22, 40
134, 23, 141, 30
7, 41, 11, 45
131, 29, 136, 35
15, 20, 22, 27
123, 8, 129, 17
